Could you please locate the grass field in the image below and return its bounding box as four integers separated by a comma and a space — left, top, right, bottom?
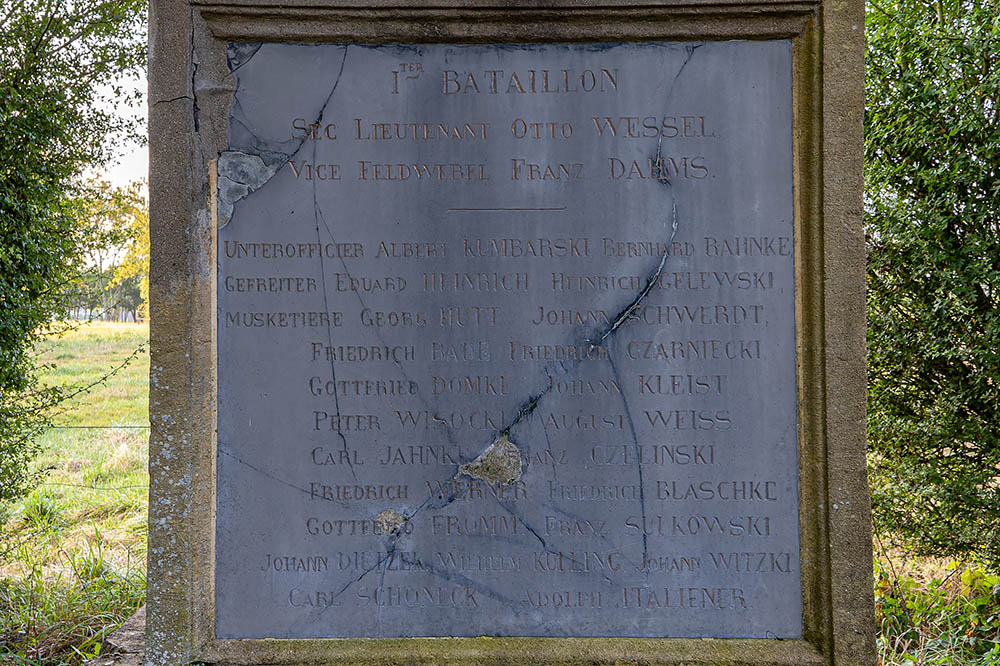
1, 322, 998, 665
1, 322, 148, 665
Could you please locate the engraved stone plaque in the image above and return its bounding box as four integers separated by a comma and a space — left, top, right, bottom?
215, 41, 799, 639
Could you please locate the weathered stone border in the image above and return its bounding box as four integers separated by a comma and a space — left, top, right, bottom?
148, 1, 872, 663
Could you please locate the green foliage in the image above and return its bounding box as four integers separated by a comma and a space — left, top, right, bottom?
865, 0, 1000, 569
876, 558, 1000, 665
0, 1, 145, 510
20, 490, 65, 530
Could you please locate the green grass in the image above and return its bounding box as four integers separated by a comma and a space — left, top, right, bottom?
2, 321, 999, 665
1, 322, 148, 665
36, 322, 149, 427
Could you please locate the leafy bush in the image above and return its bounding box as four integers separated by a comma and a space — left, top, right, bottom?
865, 0, 1000, 568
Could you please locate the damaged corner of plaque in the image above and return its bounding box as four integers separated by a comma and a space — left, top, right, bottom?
216, 150, 279, 227
459, 434, 522, 485
375, 508, 407, 535
227, 42, 263, 72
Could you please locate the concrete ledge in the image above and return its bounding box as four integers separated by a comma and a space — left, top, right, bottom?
86, 606, 145, 666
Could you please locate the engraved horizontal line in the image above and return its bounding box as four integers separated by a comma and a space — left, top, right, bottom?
447, 207, 567, 213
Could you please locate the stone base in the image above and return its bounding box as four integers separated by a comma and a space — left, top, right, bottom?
86, 606, 144, 666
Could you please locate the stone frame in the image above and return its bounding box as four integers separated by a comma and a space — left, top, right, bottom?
147, 1, 872, 664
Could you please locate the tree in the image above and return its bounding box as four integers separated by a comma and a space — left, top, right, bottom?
112, 183, 150, 320
115, 274, 144, 322
78, 181, 131, 320
62, 179, 149, 322
866, 0, 1000, 569
0, 1, 145, 509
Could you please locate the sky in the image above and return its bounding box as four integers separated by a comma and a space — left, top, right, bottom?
98, 75, 149, 191
104, 140, 148, 190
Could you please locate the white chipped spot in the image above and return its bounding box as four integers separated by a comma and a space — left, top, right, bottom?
375, 508, 407, 535
217, 150, 281, 227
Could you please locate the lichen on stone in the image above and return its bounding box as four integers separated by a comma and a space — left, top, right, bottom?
375, 508, 406, 535
459, 435, 522, 484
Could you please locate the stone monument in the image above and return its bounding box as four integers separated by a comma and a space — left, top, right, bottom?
148, 1, 873, 664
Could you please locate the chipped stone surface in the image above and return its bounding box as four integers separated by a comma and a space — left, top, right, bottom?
459, 435, 522, 484
216, 150, 279, 226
